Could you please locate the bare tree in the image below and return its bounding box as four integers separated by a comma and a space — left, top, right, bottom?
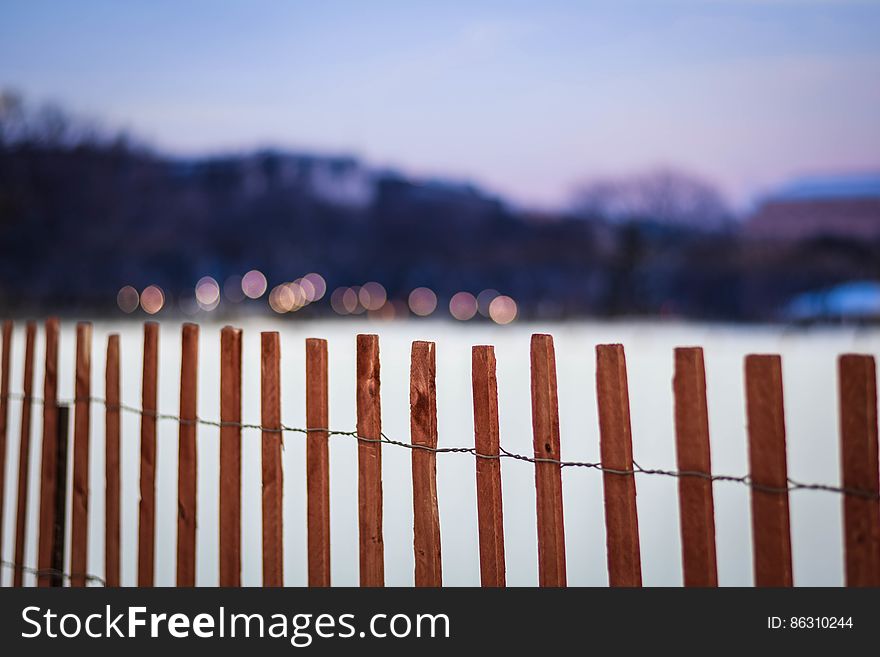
572, 167, 730, 229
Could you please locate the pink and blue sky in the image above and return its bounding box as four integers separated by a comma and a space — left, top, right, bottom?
2, 0, 879, 209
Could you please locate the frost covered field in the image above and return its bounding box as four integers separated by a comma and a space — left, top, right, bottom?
1, 319, 878, 586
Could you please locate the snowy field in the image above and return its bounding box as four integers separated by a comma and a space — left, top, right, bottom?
1, 318, 878, 587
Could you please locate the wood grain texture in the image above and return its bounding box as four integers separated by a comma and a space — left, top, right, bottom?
673, 347, 718, 587
306, 337, 330, 587
219, 326, 242, 587
137, 321, 159, 587
260, 331, 284, 587
12, 322, 36, 586
745, 354, 793, 587
838, 354, 880, 587
410, 341, 442, 587
596, 343, 642, 587
104, 334, 121, 587
36, 317, 59, 587
472, 345, 505, 587
530, 334, 566, 587
356, 334, 384, 587
0, 320, 11, 575
176, 323, 198, 586
69, 322, 92, 587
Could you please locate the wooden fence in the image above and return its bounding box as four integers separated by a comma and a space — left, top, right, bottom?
0, 318, 878, 587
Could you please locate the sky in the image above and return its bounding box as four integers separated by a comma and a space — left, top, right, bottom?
2, 0, 880, 210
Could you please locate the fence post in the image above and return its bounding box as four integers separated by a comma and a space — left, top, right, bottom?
471, 345, 506, 587
0, 320, 11, 578
596, 343, 642, 587
138, 321, 159, 587
261, 331, 283, 587
177, 323, 198, 586
70, 322, 92, 587
745, 354, 793, 587
37, 317, 60, 587
50, 404, 70, 587
838, 354, 880, 586
356, 334, 384, 587
12, 322, 36, 587
105, 334, 121, 587
410, 341, 442, 587
530, 334, 566, 587
219, 326, 242, 587
306, 338, 330, 587
673, 347, 718, 587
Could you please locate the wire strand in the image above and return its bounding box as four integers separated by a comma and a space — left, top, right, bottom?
2, 391, 877, 500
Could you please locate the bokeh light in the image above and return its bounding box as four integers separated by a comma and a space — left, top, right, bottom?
330, 287, 350, 315
195, 276, 220, 310
344, 287, 361, 314
477, 289, 500, 317
368, 301, 396, 321
268, 284, 295, 313
489, 295, 517, 324
224, 275, 245, 302
303, 273, 327, 301
116, 285, 139, 313
241, 269, 268, 299
140, 285, 165, 314
359, 281, 387, 311
408, 287, 437, 317
449, 291, 478, 320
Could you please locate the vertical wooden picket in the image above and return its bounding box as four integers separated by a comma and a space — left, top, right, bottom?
105, 334, 121, 587
838, 354, 880, 587
0, 320, 11, 575
176, 323, 198, 586
306, 338, 330, 587
530, 334, 566, 587
260, 331, 283, 587
137, 321, 159, 587
219, 326, 242, 587
410, 341, 442, 587
356, 334, 384, 587
70, 322, 92, 587
596, 343, 642, 587
472, 345, 506, 587
36, 317, 60, 587
12, 322, 36, 587
745, 354, 793, 587
673, 347, 718, 587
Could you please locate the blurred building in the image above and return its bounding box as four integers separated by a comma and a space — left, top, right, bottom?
746, 174, 880, 242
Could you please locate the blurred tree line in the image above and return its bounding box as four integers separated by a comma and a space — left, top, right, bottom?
1, 90, 877, 320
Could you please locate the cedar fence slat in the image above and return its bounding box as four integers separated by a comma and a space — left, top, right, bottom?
596, 343, 642, 587
410, 341, 442, 587
838, 354, 880, 587
356, 334, 384, 587
745, 354, 793, 587
176, 323, 198, 586
305, 337, 330, 587
471, 345, 505, 587
137, 321, 159, 587
50, 404, 69, 587
219, 326, 242, 587
12, 321, 36, 587
673, 347, 718, 587
36, 317, 60, 587
104, 334, 121, 587
69, 322, 92, 587
0, 320, 11, 577
260, 331, 283, 587
530, 334, 566, 587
